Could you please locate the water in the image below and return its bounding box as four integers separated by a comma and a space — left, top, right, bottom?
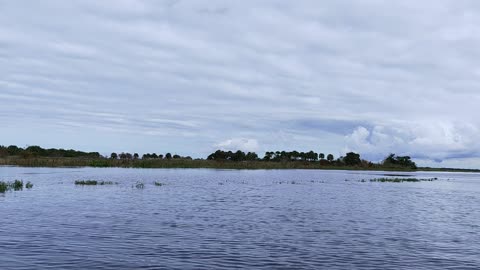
1, 167, 479, 269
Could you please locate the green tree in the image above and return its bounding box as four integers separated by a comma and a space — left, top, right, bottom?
110, 152, 118, 159
344, 152, 361, 166
327, 154, 334, 162
319, 153, 325, 160
165, 153, 172, 160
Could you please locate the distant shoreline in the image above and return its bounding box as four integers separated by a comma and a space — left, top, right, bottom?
1, 157, 478, 173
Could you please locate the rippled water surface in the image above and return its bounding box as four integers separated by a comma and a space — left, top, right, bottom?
1, 167, 479, 269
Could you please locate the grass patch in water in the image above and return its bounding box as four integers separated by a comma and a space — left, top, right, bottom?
75, 180, 117, 186
369, 177, 438, 183
0, 182, 8, 193
25, 182, 34, 189
154, 182, 164, 186
75, 180, 98, 185
0, 180, 26, 193
135, 182, 145, 189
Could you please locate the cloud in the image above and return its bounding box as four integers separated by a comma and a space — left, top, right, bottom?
215, 138, 260, 152
1, 1, 480, 166
345, 121, 480, 162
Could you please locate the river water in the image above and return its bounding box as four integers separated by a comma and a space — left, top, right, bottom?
0, 167, 479, 269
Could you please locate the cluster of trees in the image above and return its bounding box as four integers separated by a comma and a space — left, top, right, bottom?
207, 150, 417, 168
383, 154, 417, 169
207, 150, 259, 161
0, 145, 100, 159
262, 151, 335, 162
1, 144, 417, 169
110, 152, 192, 160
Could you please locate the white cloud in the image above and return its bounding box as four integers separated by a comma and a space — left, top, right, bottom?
345, 121, 480, 162
2, 1, 480, 166
215, 138, 260, 152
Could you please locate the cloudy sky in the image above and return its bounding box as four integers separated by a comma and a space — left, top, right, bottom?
1, 0, 480, 168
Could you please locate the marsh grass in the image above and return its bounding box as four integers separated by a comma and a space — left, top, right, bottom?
75, 180, 117, 186
368, 177, 438, 183
0, 182, 8, 193
75, 180, 98, 185
0, 180, 26, 193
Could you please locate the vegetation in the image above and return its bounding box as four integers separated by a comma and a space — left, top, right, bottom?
2, 144, 477, 172
25, 182, 34, 189
0, 180, 28, 193
75, 180, 116, 185
154, 182, 164, 186
75, 180, 99, 185
368, 177, 438, 183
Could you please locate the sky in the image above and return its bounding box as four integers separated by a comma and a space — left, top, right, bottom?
1, 0, 480, 168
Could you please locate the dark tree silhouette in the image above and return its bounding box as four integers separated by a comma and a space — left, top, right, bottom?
110, 152, 118, 159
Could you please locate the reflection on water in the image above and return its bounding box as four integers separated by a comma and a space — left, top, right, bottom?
1, 167, 479, 269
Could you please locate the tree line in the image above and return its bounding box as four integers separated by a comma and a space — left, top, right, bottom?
0, 145, 101, 159
207, 150, 417, 169
0, 145, 417, 169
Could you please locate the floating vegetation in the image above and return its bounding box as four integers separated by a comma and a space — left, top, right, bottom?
0, 182, 8, 193
25, 182, 34, 189
368, 177, 438, 183
75, 180, 117, 186
75, 180, 98, 185
99, 181, 116, 185
154, 182, 164, 186
0, 180, 28, 193
135, 182, 145, 189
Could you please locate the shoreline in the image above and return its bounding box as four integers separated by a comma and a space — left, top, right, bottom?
1, 158, 479, 173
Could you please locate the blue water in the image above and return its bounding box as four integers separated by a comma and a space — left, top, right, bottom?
1, 167, 479, 269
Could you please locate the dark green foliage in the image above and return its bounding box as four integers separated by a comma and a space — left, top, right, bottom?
327, 154, 334, 162
0, 145, 100, 159
0, 182, 7, 193
75, 180, 98, 185
110, 152, 118, 159
0, 180, 26, 192
135, 182, 145, 189
383, 154, 417, 169
25, 182, 33, 189
369, 177, 437, 183
75, 180, 115, 185
208, 150, 259, 161
12, 180, 23, 190
154, 182, 164, 186
343, 152, 361, 166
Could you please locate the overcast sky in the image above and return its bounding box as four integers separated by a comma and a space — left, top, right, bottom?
2, 0, 480, 167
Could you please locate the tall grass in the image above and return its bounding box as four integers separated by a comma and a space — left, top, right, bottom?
0, 180, 26, 193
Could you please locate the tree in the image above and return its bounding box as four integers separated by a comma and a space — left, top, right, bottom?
119, 152, 128, 159
110, 152, 118, 159
133, 153, 139, 160
165, 153, 172, 160
344, 152, 361, 166
327, 154, 334, 162
319, 153, 325, 160
173, 154, 181, 159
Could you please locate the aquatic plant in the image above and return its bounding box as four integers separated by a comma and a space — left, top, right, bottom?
25, 182, 33, 189
12, 180, 23, 190
0, 180, 27, 192
0, 182, 7, 193
99, 181, 115, 185
135, 182, 145, 189
154, 182, 164, 186
369, 177, 438, 183
75, 180, 98, 185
